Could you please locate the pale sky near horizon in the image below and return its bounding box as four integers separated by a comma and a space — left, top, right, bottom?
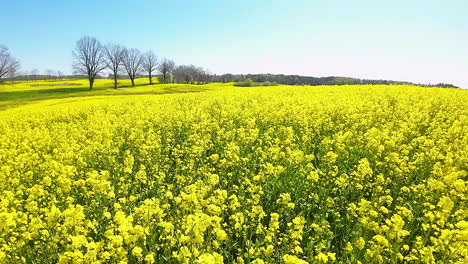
2, 0, 468, 88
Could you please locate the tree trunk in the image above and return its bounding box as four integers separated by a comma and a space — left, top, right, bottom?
149, 72, 152, 85
114, 75, 118, 89
89, 78, 94, 90
131, 78, 135, 87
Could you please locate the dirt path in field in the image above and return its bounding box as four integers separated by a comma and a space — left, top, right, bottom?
31, 83, 75, 87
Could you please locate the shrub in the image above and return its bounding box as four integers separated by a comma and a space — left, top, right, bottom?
235, 79, 278, 87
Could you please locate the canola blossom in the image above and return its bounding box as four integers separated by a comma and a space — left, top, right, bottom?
0, 84, 467, 263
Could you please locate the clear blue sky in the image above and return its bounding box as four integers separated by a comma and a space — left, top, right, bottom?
3, 0, 468, 88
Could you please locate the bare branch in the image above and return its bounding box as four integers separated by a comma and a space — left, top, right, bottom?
173, 64, 210, 84
72, 36, 106, 89
0, 45, 20, 79
157, 58, 175, 84
122, 48, 143, 87
104, 43, 124, 89
142, 50, 158, 85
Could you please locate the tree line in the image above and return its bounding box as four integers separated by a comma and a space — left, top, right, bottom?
73, 36, 169, 89
0, 41, 459, 89
72, 36, 211, 89
210, 74, 459, 88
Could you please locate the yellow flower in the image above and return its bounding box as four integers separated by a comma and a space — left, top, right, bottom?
215, 228, 228, 241
315, 252, 328, 263
308, 170, 320, 182
283, 254, 309, 264
373, 235, 389, 247
355, 237, 366, 250
251, 259, 265, 264
196, 253, 223, 264
132, 246, 143, 258
145, 253, 155, 264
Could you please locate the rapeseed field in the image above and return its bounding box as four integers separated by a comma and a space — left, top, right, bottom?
0, 83, 466, 263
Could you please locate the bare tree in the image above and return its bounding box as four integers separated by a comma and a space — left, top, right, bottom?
122, 48, 143, 87
142, 50, 158, 85
31, 69, 39, 81
0, 45, 20, 80
25, 70, 31, 82
199, 67, 211, 84
104, 44, 124, 89
174, 65, 194, 84
72, 36, 106, 90
173, 64, 210, 84
57, 71, 64, 80
45, 69, 54, 81
157, 58, 175, 84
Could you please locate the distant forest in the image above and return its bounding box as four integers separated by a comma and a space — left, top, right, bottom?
210, 73, 458, 88
5, 73, 458, 88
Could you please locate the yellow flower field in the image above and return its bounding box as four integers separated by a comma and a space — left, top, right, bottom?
0, 83, 467, 263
